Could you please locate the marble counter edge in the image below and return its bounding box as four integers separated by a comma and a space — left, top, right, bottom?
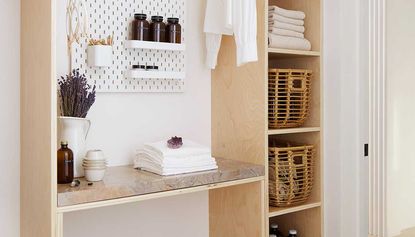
57, 158, 265, 207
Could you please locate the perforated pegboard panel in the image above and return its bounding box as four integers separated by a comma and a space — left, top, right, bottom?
73, 0, 186, 93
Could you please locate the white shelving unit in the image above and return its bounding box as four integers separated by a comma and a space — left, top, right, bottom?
124, 40, 186, 51
123, 40, 186, 81
124, 70, 185, 79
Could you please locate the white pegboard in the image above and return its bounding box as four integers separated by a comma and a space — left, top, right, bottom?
73, 0, 186, 93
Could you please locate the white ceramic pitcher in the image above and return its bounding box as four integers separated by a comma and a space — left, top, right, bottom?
58, 116, 91, 177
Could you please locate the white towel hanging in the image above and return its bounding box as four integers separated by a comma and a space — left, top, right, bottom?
204, 0, 258, 69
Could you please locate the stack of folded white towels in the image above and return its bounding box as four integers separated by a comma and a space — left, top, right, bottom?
134, 140, 218, 176
268, 6, 311, 51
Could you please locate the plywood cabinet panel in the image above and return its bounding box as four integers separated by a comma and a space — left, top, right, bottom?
21, 0, 57, 236
210, 0, 268, 236
210, 181, 265, 237
211, 0, 267, 166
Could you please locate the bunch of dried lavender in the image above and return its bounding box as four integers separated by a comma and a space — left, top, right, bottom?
58, 69, 96, 118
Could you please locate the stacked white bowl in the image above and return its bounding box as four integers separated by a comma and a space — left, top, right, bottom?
83, 150, 107, 182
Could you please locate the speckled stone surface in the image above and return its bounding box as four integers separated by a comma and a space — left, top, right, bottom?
57, 158, 265, 207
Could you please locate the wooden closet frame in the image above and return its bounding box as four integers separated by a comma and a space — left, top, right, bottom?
21, 0, 323, 236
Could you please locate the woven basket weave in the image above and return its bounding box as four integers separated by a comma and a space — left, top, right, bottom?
269, 141, 315, 207
268, 69, 312, 129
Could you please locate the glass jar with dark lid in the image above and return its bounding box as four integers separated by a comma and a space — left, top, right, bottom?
166, 17, 181, 44
132, 13, 150, 41
150, 16, 166, 42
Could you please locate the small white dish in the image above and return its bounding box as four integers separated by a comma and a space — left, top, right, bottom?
85, 168, 106, 182
83, 164, 107, 168
82, 164, 107, 169
83, 161, 107, 166
83, 159, 107, 163
84, 165, 105, 169
85, 150, 106, 161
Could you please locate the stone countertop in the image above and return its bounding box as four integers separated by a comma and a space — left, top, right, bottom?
57, 158, 265, 207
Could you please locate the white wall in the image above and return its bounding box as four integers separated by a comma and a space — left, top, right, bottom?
56, 1, 211, 166
324, 0, 368, 236
0, 0, 20, 236
55, 1, 211, 237
323, 0, 342, 235
64, 192, 208, 237
386, 1, 415, 236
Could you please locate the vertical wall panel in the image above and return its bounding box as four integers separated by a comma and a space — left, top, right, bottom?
21, 0, 56, 236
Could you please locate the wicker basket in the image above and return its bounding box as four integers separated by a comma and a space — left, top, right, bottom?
268, 69, 312, 129
269, 141, 315, 207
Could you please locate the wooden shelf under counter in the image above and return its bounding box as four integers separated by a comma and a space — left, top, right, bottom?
268, 201, 322, 218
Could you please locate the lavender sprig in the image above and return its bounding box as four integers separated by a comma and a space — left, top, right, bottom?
58, 69, 96, 118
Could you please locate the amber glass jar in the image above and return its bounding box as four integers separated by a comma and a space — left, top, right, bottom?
166, 17, 181, 43
150, 16, 166, 42
57, 141, 74, 184
132, 13, 150, 41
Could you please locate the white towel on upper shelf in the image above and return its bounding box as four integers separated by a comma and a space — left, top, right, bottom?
269, 20, 305, 33
268, 33, 312, 51
268, 13, 304, 26
269, 5, 306, 20
268, 27, 304, 38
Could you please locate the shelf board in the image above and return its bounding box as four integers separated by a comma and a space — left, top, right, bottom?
125, 70, 185, 79
268, 48, 320, 59
268, 201, 322, 218
57, 158, 265, 213
268, 127, 321, 135
124, 40, 186, 51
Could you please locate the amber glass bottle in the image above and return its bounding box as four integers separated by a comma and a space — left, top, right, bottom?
150, 16, 166, 42
166, 17, 181, 43
57, 141, 74, 184
132, 13, 150, 41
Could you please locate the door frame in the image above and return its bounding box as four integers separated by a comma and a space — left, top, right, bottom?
368, 0, 386, 236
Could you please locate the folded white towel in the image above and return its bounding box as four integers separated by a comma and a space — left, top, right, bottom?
135, 159, 217, 171
268, 13, 304, 26
143, 140, 211, 159
135, 152, 216, 168
269, 20, 305, 33
269, 6, 305, 20
139, 165, 218, 176
134, 139, 218, 176
268, 33, 312, 51
268, 27, 304, 38
134, 156, 218, 176
136, 148, 208, 164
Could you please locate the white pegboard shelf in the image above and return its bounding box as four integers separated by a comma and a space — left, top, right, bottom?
125, 70, 185, 79
72, 0, 186, 93
124, 40, 186, 51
